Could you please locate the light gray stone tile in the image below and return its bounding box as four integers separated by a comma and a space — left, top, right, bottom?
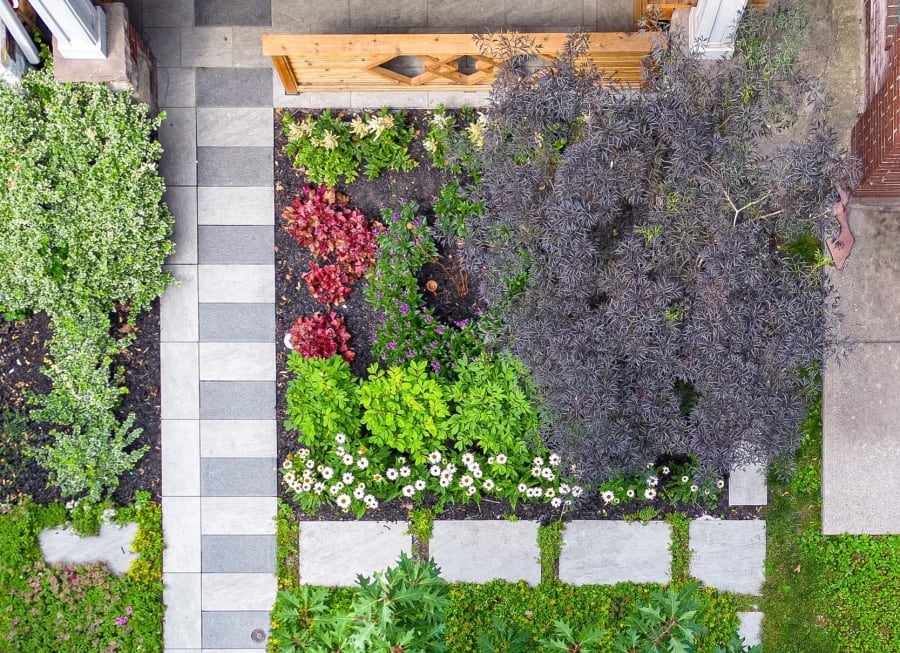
201, 458, 276, 496
202, 611, 269, 649
202, 497, 277, 534
349, 91, 429, 108
737, 611, 763, 647
161, 265, 199, 342
164, 186, 198, 265
583, 0, 597, 29
145, 28, 182, 67
200, 381, 275, 420
428, 0, 505, 27
158, 108, 197, 186
197, 67, 273, 107
181, 27, 233, 67
273, 0, 349, 32
161, 343, 199, 419
196, 0, 271, 27
197, 147, 273, 187
689, 519, 766, 595
426, 91, 490, 108
559, 520, 671, 585
349, 0, 426, 28
144, 0, 194, 28
157, 68, 196, 108
198, 265, 274, 303
506, 0, 583, 26
596, 0, 635, 31
299, 521, 411, 586
163, 573, 201, 649
198, 226, 274, 265
39, 523, 138, 575
198, 342, 275, 381
274, 84, 352, 109
431, 520, 541, 585
162, 420, 200, 496
202, 573, 277, 611
200, 420, 277, 458
199, 304, 274, 342
729, 464, 768, 506
198, 187, 274, 225
233, 26, 283, 68
202, 535, 276, 572
162, 496, 201, 572
197, 108, 273, 147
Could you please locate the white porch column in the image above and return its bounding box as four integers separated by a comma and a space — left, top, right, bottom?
688, 0, 748, 60
28, 0, 107, 59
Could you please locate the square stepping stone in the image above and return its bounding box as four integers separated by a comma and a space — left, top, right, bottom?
299, 521, 411, 587
430, 520, 540, 585
689, 519, 766, 594
729, 464, 768, 506
559, 520, 671, 585
39, 522, 138, 575
737, 611, 763, 647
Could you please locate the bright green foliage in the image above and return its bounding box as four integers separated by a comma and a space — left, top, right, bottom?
761, 391, 900, 652
610, 584, 704, 653
446, 354, 540, 456
0, 67, 173, 500
423, 106, 484, 178
284, 354, 361, 446
360, 360, 450, 461
408, 507, 435, 542
537, 521, 564, 583
277, 500, 301, 590
666, 512, 691, 586
356, 107, 417, 179
434, 179, 482, 243
0, 493, 163, 652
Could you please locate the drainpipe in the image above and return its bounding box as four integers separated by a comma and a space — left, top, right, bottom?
0, 0, 41, 64
27, 0, 107, 59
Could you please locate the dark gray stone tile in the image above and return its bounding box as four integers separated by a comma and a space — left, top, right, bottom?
201, 458, 277, 496
199, 303, 275, 342
200, 381, 275, 420
349, 0, 427, 29
202, 535, 277, 572
196, 67, 273, 107
198, 226, 273, 265
144, 28, 181, 67
157, 67, 196, 108
506, 0, 584, 27
196, 0, 271, 26
197, 147, 273, 187
144, 0, 194, 28
428, 0, 505, 28
202, 611, 269, 649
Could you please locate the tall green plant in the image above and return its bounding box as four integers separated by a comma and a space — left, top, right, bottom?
284, 354, 361, 446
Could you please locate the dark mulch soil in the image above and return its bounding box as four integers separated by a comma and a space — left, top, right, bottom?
0, 301, 161, 506
273, 109, 755, 523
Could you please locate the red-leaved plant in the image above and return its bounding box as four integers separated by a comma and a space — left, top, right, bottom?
303, 261, 351, 307
287, 311, 355, 362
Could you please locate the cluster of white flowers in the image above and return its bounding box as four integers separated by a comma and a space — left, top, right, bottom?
366, 113, 396, 139
465, 113, 489, 150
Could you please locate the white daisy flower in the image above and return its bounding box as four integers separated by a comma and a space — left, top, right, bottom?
313, 482, 325, 494
717, 479, 725, 488
601, 490, 615, 504
644, 488, 657, 500
336, 446, 346, 457
681, 475, 690, 483
321, 467, 334, 480
329, 483, 342, 495
439, 477, 451, 488
357, 457, 369, 470
428, 451, 442, 464
336, 494, 351, 510
364, 494, 378, 508
466, 486, 477, 496
386, 468, 399, 480
487, 456, 495, 465
559, 484, 570, 495
533, 488, 543, 498
372, 473, 384, 483
496, 454, 508, 464
342, 454, 354, 466
571, 486, 583, 498
526, 488, 537, 498
284, 472, 296, 484
440, 469, 454, 482
646, 462, 655, 470
399, 466, 411, 478
549, 453, 561, 467
647, 475, 659, 487
402, 484, 416, 497
459, 475, 474, 488
429, 465, 441, 477
301, 482, 311, 492
541, 468, 555, 481
305, 460, 315, 470
282, 459, 293, 469
472, 468, 483, 479
397, 456, 407, 465
531, 466, 542, 477
335, 433, 346, 444
461, 452, 475, 466
551, 497, 562, 508
517, 483, 528, 493
690, 485, 699, 492
414, 479, 426, 491
626, 489, 636, 498
662, 466, 670, 475
533, 456, 544, 467
342, 472, 354, 485
353, 485, 366, 499
564, 499, 573, 507
445, 463, 457, 474
298, 449, 309, 460
544, 488, 555, 499
482, 479, 495, 491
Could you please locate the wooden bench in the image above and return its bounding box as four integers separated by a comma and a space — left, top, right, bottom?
262, 33, 657, 94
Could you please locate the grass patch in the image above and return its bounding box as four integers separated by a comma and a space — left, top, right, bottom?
276, 499, 300, 590
0, 492, 163, 652
666, 511, 691, 586
537, 520, 563, 583
761, 392, 900, 652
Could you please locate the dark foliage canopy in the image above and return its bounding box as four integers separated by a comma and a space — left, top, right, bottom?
463, 12, 859, 484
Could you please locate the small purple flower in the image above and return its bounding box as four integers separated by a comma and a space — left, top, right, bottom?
370, 335, 378, 344
406, 349, 415, 358
382, 353, 388, 361
399, 303, 409, 315
430, 341, 439, 349
475, 307, 485, 316
431, 361, 441, 373
455, 319, 470, 328
375, 291, 383, 300
386, 341, 397, 351
424, 314, 433, 324
391, 212, 399, 221
115, 616, 128, 626
435, 325, 445, 334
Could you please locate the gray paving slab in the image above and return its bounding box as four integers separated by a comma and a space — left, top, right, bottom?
202, 573, 277, 610
273, 0, 350, 32
506, 0, 584, 27
161, 265, 199, 342
349, 0, 427, 28
689, 519, 766, 595
200, 458, 276, 496
198, 342, 275, 381
426, 91, 491, 108
350, 91, 429, 108
199, 303, 274, 342
823, 343, 900, 534
198, 265, 275, 303
737, 611, 763, 647
233, 26, 286, 68
197, 147, 273, 187
274, 84, 352, 109
198, 226, 274, 264
162, 420, 201, 496
196, 0, 271, 26
202, 497, 278, 535
559, 520, 671, 585
164, 186, 198, 265
161, 343, 200, 420
299, 521, 411, 586
728, 464, 768, 506
430, 520, 541, 585
144, 28, 181, 67
200, 420, 277, 458
197, 108, 273, 147
427, 0, 505, 27
144, 0, 194, 28
158, 108, 197, 186
180, 27, 233, 68
164, 572, 201, 648
198, 186, 274, 225
200, 381, 275, 420
162, 497, 201, 572
202, 611, 269, 649
202, 535, 276, 572
39, 522, 138, 574
597, 0, 635, 31
197, 67, 273, 107
157, 67, 196, 107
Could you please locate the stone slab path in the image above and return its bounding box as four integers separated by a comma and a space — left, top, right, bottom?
559, 520, 671, 585
39, 522, 138, 575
